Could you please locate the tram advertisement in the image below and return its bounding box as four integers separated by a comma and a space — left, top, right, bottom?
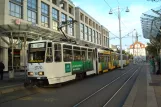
72, 61, 83, 72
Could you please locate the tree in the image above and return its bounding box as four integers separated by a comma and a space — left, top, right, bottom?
146, 42, 160, 56
117, 49, 126, 54
147, 0, 161, 2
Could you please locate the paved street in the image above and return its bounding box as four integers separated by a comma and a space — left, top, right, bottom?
0, 64, 142, 107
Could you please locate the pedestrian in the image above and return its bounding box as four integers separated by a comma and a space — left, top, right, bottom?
156, 57, 161, 75
0, 61, 5, 80
149, 56, 155, 74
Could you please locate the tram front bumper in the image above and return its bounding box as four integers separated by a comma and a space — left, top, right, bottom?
28, 77, 47, 80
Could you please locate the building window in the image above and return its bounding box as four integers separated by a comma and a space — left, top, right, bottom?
68, 17, 74, 36
9, 1, 22, 18
96, 32, 98, 44
61, 13, 67, 33
107, 37, 108, 47
93, 22, 95, 28
11, 0, 23, 3
68, 5, 73, 14
52, 0, 57, 5
99, 33, 101, 45
61, 1, 66, 10
41, 2, 49, 27
104, 36, 106, 46
27, 0, 37, 23
41, 2, 49, 15
85, 16, 88, 24
93, 30, 95, 43
96, 24, 98, 30
27, 0, 36, 10
52, 8, 59, 30
27, 10, 36, 23
41, 16, 49, 27
89, 19, 92, 26
80, 13, 84, 21
80, 23, 84, 40
98, 33, 100, 44
85, 26, 88, 41
89, 28, 92, 42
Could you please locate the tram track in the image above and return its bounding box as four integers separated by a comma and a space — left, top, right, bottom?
102, 66, 142, 107
72, 65, 141, 107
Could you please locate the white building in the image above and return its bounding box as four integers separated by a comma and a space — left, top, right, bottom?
129, 41, 146, 61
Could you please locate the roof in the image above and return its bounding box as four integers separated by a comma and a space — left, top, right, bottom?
141, 6, 161, 39
0, 22, 69, 41
130, 41, 146, 49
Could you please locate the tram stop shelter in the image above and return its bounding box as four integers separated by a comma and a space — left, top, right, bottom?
141, 6, 161, 73
141, 6, 161, 42
0, 21, 66, 78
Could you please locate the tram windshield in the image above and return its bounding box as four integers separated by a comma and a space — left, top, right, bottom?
28, 42, 46, 63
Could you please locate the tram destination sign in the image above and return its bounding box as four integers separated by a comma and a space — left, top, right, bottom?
30, 43, 45, 48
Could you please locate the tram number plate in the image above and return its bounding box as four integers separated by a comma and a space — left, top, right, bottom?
37, 77, 41, 79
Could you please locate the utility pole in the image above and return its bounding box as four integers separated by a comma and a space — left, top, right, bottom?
109, 6, 129, 69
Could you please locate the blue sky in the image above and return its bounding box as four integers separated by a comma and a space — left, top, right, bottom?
71, 0, 161, 49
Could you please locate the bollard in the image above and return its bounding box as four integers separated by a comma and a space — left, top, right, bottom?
9, 69, 14, 79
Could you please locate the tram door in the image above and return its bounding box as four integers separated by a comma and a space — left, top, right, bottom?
95, 48, 99, 74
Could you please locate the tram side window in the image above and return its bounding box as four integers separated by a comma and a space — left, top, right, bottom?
98, 54, 103, 62
63, 45, 73, 62
81, 48, 87, 61
46, 42, 53, 62
88, 52, 93, 60
73, 46, 81, 61
54, 44, 62, 62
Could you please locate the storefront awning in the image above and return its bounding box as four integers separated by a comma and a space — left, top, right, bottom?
0, 22, 69, 41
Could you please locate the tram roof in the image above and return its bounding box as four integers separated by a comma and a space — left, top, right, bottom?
28, 40, 95, 49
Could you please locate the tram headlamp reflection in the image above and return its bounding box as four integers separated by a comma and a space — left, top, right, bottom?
28, 72, 33, 75
38, 72, 44, 75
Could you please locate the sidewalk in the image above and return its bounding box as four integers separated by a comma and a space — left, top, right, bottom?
0, 72, 26, 95
123, 63, 161, 107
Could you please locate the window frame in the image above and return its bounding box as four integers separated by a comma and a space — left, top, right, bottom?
9, 1, 23, 18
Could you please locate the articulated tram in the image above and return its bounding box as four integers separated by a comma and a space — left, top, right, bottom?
26, 40, 129, 86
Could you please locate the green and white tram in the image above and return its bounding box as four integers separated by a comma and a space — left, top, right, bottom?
27, 40, 96, 86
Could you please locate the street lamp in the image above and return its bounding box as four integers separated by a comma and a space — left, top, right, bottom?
109, 6, 129, 69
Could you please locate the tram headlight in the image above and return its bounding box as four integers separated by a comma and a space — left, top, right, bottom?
38, 71, 44, 76
28, 72, 33, 76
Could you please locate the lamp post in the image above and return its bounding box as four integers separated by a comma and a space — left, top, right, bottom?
109, 6, 129, 69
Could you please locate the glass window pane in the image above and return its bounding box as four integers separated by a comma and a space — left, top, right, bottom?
9, 2, 22, 18
10, 3, 14, 11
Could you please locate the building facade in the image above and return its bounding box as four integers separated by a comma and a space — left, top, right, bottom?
0, 0, 110, 71
75, 7, 109, 48
129, 41, 146, 61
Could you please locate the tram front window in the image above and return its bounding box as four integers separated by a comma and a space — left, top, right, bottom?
28, 42, 46, 63
28, 49, 45, 63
